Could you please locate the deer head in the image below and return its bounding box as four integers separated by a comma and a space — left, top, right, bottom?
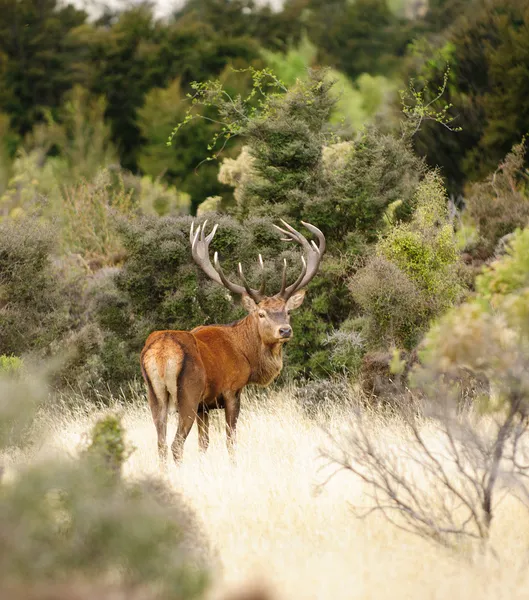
190, 219, 326, 344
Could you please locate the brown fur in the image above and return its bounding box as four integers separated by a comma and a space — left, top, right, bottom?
140, 292, 305, 463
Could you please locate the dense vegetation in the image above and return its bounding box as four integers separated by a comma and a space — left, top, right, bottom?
2, 2, 529, 596
1, 0, 529, 395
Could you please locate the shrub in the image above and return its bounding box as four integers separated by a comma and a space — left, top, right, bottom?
419, 226, 529, 395
0, 218, 80, 356
59, 170, 135, 265
324, 232, 529, 551
465, 142, 529, 258
350, 255, 425, 349
350, 172, 464, 350
83, 414, 133, 476
0, 355, 23, 377
0, 370, 211, 597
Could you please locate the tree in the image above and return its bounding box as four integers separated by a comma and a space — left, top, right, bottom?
0, 0, 87, 135
306, 0, 406, 79
137, 79, 232, 213
408, 0, 529, 192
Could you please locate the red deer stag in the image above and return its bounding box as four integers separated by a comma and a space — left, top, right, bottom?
140, 220, 325, 463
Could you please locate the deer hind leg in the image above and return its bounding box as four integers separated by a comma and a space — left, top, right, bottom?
143, 370, 169, 465
197, 407, 210, 453
171, 373, 204, 464
171, 400, 196, 464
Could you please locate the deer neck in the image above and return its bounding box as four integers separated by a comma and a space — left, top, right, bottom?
236, 316, 284, 386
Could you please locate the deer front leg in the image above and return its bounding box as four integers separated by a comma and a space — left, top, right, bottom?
197, 407, 210, 452
224, 390, 241, 460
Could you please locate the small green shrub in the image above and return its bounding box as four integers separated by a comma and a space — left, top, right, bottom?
0, 355, 23, 377
418, 227, 529, 412
350, 255, 425, 349
83, 414, 132, 476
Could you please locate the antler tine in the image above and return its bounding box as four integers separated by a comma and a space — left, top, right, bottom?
275, 220, 326, 300
238, 263, 262, 304
279, 258, 288, 296
213, 251, 244, 296
287, 255, 307, 297
301, 220, 326, 255
258, 254, 267, 296
190, 220, 264, 301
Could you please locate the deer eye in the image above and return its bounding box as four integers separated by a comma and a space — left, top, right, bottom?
258, 311, 266, 318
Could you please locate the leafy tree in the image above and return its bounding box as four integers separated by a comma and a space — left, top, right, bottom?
174, 0, 304, 51
137, 79, 232, 213
85, 5, 164, 171
169, 69, 430, 376
0, 0, 86, 135
306, 0, 406, 79
408, 0, 529, 191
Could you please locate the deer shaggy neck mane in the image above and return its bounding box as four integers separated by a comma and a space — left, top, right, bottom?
235, 314, 284, 386
194, 314, 284, 387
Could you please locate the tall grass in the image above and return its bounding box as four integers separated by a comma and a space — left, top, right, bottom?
6, 385, 529, 600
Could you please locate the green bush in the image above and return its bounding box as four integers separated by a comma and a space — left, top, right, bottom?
418, 226, 529, 413
465, 142, 529, 258
350, 172, 464, 350
0, 218, 81, 356
0, 355, 23, 377
83, 413, 133, 477
0, 369, 211, 597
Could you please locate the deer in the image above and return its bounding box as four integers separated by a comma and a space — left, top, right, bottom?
140, 220, 326, 464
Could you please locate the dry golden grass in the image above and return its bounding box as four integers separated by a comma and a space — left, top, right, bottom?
10, 387, 529, 600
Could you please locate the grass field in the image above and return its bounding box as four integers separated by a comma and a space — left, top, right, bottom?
6, 385, 529, 600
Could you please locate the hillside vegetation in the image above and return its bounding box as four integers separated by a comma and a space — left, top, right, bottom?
2, 0, 529, 597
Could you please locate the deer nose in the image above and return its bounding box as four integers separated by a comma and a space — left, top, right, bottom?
279, 326, 292, 338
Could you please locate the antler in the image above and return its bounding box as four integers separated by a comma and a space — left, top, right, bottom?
190, 220, 265, 303
273, 220, 326, 300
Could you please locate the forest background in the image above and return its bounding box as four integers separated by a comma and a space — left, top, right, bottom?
1, 0, 529, 394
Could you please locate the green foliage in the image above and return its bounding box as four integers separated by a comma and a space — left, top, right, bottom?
465, 142, 529, 258
138, 78, 230, 212
419, 226, 529, 413
400, 68, 461, 137
0, 0, 87, 135
351, 173, 463, 349
476, 227, 529, 307
59, 170, 135, 263
0, 355, 23, 377
25, 85, 118, 185
0, 369, 44, 449
208, 70, 429, 375
350, 255, 425, 349
306, 0, 408, 80
409, 0, 529, 191
261, 37, 396, 130
84, 414, 132, 476
0, 218, 80, 356
0, 371, 210, 597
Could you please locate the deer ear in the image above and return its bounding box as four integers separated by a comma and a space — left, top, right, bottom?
241, 293, 257, 313
286, 289, 306, 311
